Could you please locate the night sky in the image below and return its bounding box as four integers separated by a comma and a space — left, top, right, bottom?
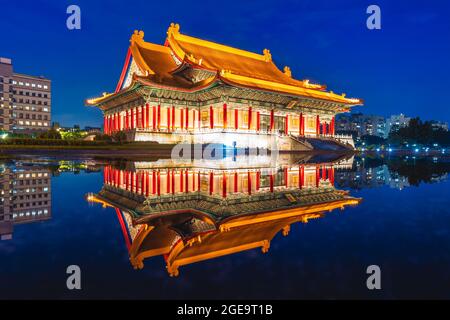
2, 0, 449, 127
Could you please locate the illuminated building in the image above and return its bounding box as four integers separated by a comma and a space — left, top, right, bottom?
87, 155, 361, 276
86, 24, 362, 150
0, 57, 51, 133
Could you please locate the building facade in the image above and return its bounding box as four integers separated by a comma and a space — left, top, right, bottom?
86, 24, 362, 150
385, 113, 410, 137
0, 57, 51, 134
335, 113, 386, 138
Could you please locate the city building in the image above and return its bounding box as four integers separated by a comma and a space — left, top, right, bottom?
385, 113, 410, 137
430, 120, 448, 132
0, 57, 51, 134
0, 164, 52, 240
335, 113, 386, 138
86, 24, 362, 150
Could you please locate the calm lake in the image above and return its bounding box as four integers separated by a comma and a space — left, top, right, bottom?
1, 153, 449, 299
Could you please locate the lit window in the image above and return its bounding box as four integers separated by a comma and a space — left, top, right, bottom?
43, 85, 48, 89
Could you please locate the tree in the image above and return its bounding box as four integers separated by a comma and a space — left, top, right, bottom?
38, 129, 62, 140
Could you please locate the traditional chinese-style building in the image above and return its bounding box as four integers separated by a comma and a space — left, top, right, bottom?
87, 154, 361, 276
86, 24, 362, 150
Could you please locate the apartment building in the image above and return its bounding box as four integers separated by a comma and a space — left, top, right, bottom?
0, 57, 51, 133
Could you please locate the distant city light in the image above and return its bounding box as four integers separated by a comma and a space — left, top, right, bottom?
414, 148, 419, 152
388, 148, 393, 152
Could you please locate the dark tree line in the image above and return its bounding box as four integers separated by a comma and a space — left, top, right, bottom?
389, 117, 450, 146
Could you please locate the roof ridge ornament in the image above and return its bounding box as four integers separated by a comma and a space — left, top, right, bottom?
168, 23, 180, 36
263, 49, 272, 62
131, 30, 145, 43
283, 66, 292, 78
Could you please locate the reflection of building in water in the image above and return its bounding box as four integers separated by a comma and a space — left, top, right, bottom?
0, 165, 52, 240
88, 155, 360, 276
334, 160, 410, 190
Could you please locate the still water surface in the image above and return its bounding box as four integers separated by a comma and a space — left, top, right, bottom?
0, 153, 449, 299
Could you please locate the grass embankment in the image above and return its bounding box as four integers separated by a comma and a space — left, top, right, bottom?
0, 139, 175, 151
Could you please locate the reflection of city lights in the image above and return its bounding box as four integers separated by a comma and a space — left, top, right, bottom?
388, 148, 393, 152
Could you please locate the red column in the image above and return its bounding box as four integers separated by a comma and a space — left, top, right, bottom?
301, 114, 305, 135
197, 172, 201, 192
222, 173, 227, 198
330, 167, 335, 185
185, 107, 189, 129
247, 171, 252, 195
256, 171, 260, 190
131, 108, 135, 129
180, 108, 184, 130
166, 170, 171, 193
180, 170, 184, 193
248, 107, 252, 130
322, 122, 327, 136
234, 109, 238, 130
172, 106, 175, 131
209, 172, 214, 195
171, 170, 175, 194
209, 106, 214, 129
197, 109, 201, 130
167, 108, 171, 132
315, 166, 320, 187
223, 104, 227, 129
146, 172, 150, 197
285, 115, 289, 135
141, 106, 145, 129
157, 105, 161, 130
125, 171, 129, 190
150, 171, 155, 194
157, 171, 161, 196
152, 106, 156, 130
131, 172, 135, 193
146, 104, 150, 128
269, 174, 274, 193
299, 165, 304, 189
256, 112, 260, 131
284, 167, 288, 187
141, 172, 145, 195
234, 172, 238, 193
185, 170, 189, 193
331, 116, 335, 136
322, 166, 327, 180
103, 117, 107, 134
270, 109, 274, 132
316, 115, 320, 135
299, 113, 302, 135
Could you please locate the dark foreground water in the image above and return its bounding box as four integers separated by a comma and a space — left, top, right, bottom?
1, 154, 450, 299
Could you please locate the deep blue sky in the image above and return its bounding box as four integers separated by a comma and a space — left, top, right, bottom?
2, 0, 449, 127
